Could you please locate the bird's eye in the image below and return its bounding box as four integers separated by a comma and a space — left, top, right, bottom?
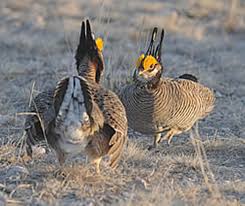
148, 65, 155, 72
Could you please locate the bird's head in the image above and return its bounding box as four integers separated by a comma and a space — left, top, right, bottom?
75, 20, 104, 83
134, 28, 164, 84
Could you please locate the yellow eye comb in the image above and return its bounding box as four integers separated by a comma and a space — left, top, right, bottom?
143, 55, 158, 70
95, 37, 103, 52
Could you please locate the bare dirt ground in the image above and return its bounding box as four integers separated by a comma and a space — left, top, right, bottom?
0, 0, 245, 205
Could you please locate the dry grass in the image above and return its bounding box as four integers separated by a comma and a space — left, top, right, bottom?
0, 0, 245, 205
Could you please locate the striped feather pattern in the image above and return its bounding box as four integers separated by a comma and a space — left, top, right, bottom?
120, 78, 215, 136
87, 83, 128, 168
25, 20, 127, 171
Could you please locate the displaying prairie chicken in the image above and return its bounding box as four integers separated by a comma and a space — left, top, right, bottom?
119, 28, 215, 149
25, 20, 128, 172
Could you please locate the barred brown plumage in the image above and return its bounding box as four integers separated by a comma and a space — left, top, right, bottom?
84, 83, 128, 170
119, 28, 215, 148
25, 19, 105, 157
24, 20, 127, 173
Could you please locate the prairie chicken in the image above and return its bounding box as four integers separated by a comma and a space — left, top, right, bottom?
25, 20, 127, 172
119, 28, 215, 149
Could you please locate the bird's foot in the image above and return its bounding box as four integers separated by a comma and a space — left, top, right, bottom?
159, 136, 172, 146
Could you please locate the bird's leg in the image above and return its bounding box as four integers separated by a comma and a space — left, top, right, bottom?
167, 132, 175, 145
154, 133, 161, 147
58, 152, 66, 165
54, 151, 67, 179
25, 132, 33, 158
148, 133, 161, 150
93, 157, 102, 174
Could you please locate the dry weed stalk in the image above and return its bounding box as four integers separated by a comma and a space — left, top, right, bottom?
190, 122, 221, 198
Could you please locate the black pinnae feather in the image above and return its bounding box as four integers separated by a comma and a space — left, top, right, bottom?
80, 21, 85, 43
75, 21, 86, 70
146, 27, 158, 56
75, 19, 97, 70
155, 29, 164, 62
